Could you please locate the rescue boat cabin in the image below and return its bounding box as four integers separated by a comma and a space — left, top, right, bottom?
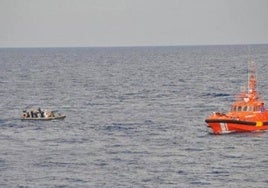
230, 101, 265, 113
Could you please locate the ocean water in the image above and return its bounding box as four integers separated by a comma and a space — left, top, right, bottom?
0, 45, 268, 187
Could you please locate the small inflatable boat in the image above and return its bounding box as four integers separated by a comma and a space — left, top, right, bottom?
21, 108, 66, 121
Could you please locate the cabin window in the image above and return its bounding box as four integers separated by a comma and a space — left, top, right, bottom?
254, 106, 260, 111
231, 106, 236, 111
243, 106, 247, 111
237, 106, 242, 111
234, 106, 237, 111
247, 106, 253, 111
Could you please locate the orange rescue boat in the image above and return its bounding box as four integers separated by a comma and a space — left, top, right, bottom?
205, 62, 268, 134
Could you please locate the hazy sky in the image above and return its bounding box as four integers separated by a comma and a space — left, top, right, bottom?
0, 0, 268, 47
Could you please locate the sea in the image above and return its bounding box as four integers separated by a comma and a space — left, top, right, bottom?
0, 45, 268, 188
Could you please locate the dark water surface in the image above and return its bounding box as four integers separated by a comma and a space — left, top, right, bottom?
1, 45, 268, 187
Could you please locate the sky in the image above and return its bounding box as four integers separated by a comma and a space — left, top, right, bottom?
0, 0, 268, 47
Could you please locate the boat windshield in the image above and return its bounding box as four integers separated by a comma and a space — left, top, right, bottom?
254, 106, 261, 111
231, 105, 257, 112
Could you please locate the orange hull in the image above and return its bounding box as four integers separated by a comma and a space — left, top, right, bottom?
205, 119, 268, 134
205, 62, 268, 134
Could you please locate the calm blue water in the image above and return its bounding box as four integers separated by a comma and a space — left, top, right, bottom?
1, 45, 268, 187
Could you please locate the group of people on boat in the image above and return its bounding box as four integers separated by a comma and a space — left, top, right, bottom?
22, 108, 55, 118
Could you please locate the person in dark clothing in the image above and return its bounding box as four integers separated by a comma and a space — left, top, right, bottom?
38, 108, 45, 117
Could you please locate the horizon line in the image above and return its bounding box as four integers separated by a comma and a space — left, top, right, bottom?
0, 42, 268, 49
